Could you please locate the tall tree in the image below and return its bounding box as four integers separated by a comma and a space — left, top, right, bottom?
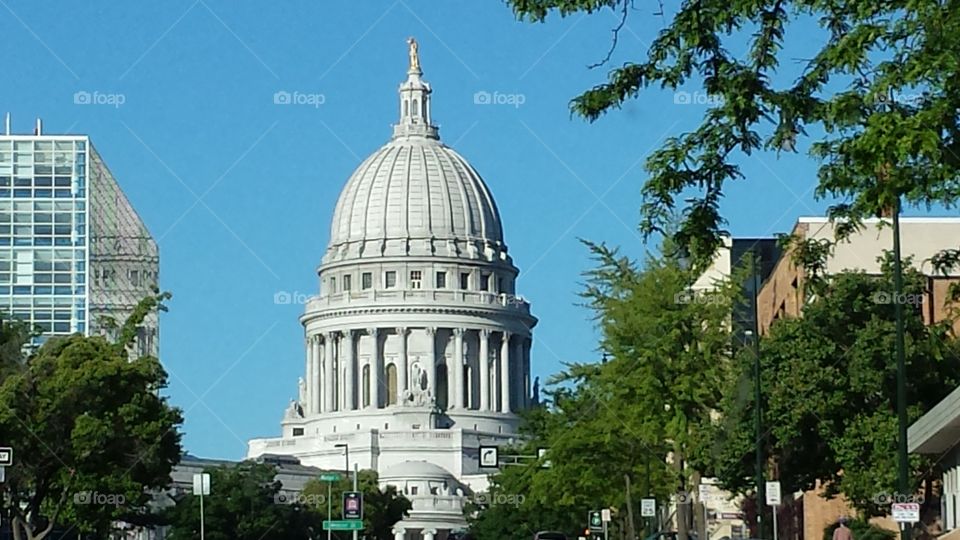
508, 0, 960, 268
299, 469, 411, 540
470, 241, 740, 540
702, 247, 960, 516
163, 462, 320, 540
0, 294, 183, 540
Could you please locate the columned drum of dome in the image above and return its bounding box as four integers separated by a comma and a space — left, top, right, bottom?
248, 39, 537, 540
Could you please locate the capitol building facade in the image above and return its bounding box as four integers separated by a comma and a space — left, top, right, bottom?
247, 41, 537, 540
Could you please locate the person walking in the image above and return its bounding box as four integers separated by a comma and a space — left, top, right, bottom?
833, 516, 854, 540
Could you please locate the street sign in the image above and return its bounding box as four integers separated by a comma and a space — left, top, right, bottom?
479, 445, 499, 468
765, 481, 781, 506
640, 499, 656, 517
892, 503, 920, 523
192, 473, 210, 496
588, 510, 603, 531
320, 472, 342, 482
323, 520, 364, 531
601, 509, 611, 522
343, 491, 363, 520
0, 447, 12, 466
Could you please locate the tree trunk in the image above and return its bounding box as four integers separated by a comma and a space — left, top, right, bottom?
692, 473, 707, 540
625, 474, 637, 540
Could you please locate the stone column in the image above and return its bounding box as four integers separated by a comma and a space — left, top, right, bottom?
345, 330, 355, 410
426, 327, 436, 399
479, 329, 490, 411
500, 332, 511, 413
392, 529, 405, 540
513, 338, 524, 409
368, 328, 379, 409
396, 327, 408, 398
453, 328, 465, 409
423, 530, 436, 540
324, 332, 335, 412
524, 338, 532, 408
304, 337, 313, 413
312, 336, 322, 413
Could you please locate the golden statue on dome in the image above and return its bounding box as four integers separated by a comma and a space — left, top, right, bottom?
407, 36, 420, 72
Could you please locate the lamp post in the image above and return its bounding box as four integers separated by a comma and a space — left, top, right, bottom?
335, 443, 357, 540
748, 252, 765, 540
892, 200, 911, 540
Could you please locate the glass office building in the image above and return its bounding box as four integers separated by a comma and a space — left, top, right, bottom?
0, 125, 159, 358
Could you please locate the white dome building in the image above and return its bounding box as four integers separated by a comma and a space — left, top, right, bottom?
248, 40, 537, 540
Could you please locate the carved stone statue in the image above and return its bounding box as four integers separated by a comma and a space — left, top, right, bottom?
532, 376, 540, 405
284, 398, 304, 419
407, 37, 420, 72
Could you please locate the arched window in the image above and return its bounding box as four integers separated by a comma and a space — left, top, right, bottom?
362, 365, 370, 407
412, 99, 420, 117
436, 363, 448, 410
386, 363, 398, 405
403, 99, 409, 117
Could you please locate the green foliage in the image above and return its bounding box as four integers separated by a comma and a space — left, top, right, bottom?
300, 469, 411, 540
508, 0, 960, 269
823, 521, 896, 540
704, 263, 960, 515
164, 462, 319, 540
0, 294, 182, 540
470, 240, 741, 539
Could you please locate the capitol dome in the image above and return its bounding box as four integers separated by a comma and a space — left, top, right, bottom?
322, 52, 508, 266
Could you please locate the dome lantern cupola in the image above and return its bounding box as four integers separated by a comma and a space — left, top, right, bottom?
393, 37, 439, 140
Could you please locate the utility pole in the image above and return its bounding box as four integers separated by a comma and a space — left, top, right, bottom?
892, 198, 911, 540
750, 252, 765, 540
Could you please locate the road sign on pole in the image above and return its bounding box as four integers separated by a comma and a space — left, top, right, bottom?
320, 472, 342, 482
892, 503, 920, 523
641, 499, 656, 518
589, 510, 603, 532
343, 491, 363, 520
323, 520, 364, 531
0, 447, 12, 467
765, 481, 781, 506
479, 446, 499, 468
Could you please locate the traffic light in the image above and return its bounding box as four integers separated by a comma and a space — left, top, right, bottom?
588, 510, 603, 531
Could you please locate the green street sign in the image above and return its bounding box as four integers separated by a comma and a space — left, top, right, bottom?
320, 473, 342, 482
323, 520, 364, 531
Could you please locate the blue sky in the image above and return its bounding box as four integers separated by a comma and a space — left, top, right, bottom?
1, 1, 864, 459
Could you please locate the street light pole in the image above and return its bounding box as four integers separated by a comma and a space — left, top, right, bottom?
750, 252, 765, 540
335, 443, 354, 540
892, 199, 911, 540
